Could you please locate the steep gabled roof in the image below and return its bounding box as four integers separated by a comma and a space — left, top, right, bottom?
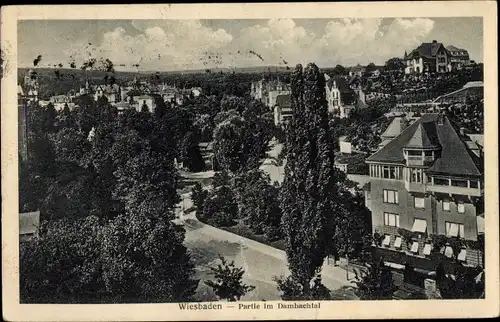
367, 114, 482, 177
381, 117, 407, 140
446, 45, 468, 53
404, 122, 441, 149
326, 76, 352, 93
407, 42, 447, 59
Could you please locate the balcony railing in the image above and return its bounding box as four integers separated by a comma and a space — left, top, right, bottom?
426, 184, 482, 197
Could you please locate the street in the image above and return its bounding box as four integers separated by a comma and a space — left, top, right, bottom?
174, 192, 354, 301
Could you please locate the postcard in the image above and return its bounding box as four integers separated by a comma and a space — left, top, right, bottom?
1, 2, 499, 321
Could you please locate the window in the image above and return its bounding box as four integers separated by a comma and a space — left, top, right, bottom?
424, 151, 433, 157
411, 218, 427, 233
457, 202, 465, 214
469, 180, 479, 188
434, 177, 449, 186
383, 190, 398, 204
451, 179, 468, 188
384, 213, 400, 227
408, 150, 421, 156
411, 169, 422, 183
414, 197, 425, 209
445, 222, 465, 238
443, 200, 450, 211
383, 166, 390, 178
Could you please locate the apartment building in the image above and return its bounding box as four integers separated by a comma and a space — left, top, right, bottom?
365, 113, 483, 267
446, 45, 470, 70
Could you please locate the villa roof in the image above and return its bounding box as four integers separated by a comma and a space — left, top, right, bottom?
350, 64, 366, 72
381, 117, 407, 140
407, 42, 447, 59
367, 113, 482, 177
404, 122, 441, 149
446, 45, 468, 53
326, 76, 352, 93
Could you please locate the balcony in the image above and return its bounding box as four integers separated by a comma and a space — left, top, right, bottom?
426, 184, 482, 197
405, 181, 426, 193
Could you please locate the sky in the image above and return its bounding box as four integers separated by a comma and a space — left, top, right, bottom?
18, 17, 483, 72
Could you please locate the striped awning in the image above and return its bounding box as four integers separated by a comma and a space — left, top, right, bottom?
410, 241, 419, 253
444, 246, 454, 258
394, 236, 402, 249
423, 243, 432, 256
382, 235, 391, 246
458, 249, 467, 262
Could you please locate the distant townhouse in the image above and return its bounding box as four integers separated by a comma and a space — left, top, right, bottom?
250, 79, 290, 107
446, 45, 470, 70
324, 75, 357, 118
50, 95, 75, 111
365, 113, 484, 268
404, 40, 451, 74
273, 94, 292, 126
94, 84, 121, 104
349, 64, 366, 78
132, 94, 156, 113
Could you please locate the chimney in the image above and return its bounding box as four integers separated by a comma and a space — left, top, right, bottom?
432, 40, 437, 44
460, 127, 466, 136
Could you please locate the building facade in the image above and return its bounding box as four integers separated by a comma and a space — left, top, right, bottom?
273, 94, 292, 126
446, 45, 470, 70
250, 79, 290, 108
404, 41, 451, 74
365, 113, 483, 267
325, 75, 356, 118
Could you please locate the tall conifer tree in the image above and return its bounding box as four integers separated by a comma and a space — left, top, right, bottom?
280, 63, 342, 296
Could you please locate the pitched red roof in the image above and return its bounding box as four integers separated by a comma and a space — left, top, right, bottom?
367, 114, 482, 177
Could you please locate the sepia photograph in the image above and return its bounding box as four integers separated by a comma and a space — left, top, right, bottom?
2, 2, 499, 321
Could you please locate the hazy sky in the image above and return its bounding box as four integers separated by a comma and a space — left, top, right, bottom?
18, 17, 483, 72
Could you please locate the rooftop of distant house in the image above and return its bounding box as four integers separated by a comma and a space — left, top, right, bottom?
350, 64, 366, 72
367, 113, 482, 177
446, 45, 469, 54
406, 41, 447, 59
326, 75, 353, 93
